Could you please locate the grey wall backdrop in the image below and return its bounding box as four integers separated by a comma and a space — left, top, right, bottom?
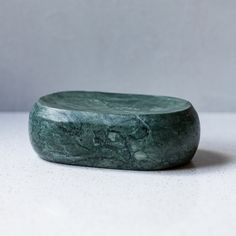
0, 0, 235, 112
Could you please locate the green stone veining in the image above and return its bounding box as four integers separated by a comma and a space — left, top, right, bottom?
29, 91, 200, 170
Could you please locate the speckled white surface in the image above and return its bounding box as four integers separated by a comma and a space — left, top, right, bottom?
0, 113, 235, 236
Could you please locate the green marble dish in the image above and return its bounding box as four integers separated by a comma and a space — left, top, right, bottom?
29, 91, 200, 170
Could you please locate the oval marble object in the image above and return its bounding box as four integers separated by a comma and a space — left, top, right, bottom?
29, 91, 200, 170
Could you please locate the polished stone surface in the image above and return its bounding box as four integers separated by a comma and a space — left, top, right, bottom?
29, 91, 200, 170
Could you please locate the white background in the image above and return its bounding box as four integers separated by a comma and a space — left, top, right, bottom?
0, 113, 236, 236
0, 0, 236, 111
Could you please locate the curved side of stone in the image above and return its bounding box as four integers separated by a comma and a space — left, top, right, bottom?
29, 102, 200, 170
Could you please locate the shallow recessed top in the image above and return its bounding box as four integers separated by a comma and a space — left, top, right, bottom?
38, 91, 191, 115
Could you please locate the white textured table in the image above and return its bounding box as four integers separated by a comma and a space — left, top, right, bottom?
0, 113, 235, 236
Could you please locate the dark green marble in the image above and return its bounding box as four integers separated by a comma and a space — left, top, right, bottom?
29, 91, 200, 170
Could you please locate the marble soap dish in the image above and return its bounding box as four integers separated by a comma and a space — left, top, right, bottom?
29, 91, 200, 170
